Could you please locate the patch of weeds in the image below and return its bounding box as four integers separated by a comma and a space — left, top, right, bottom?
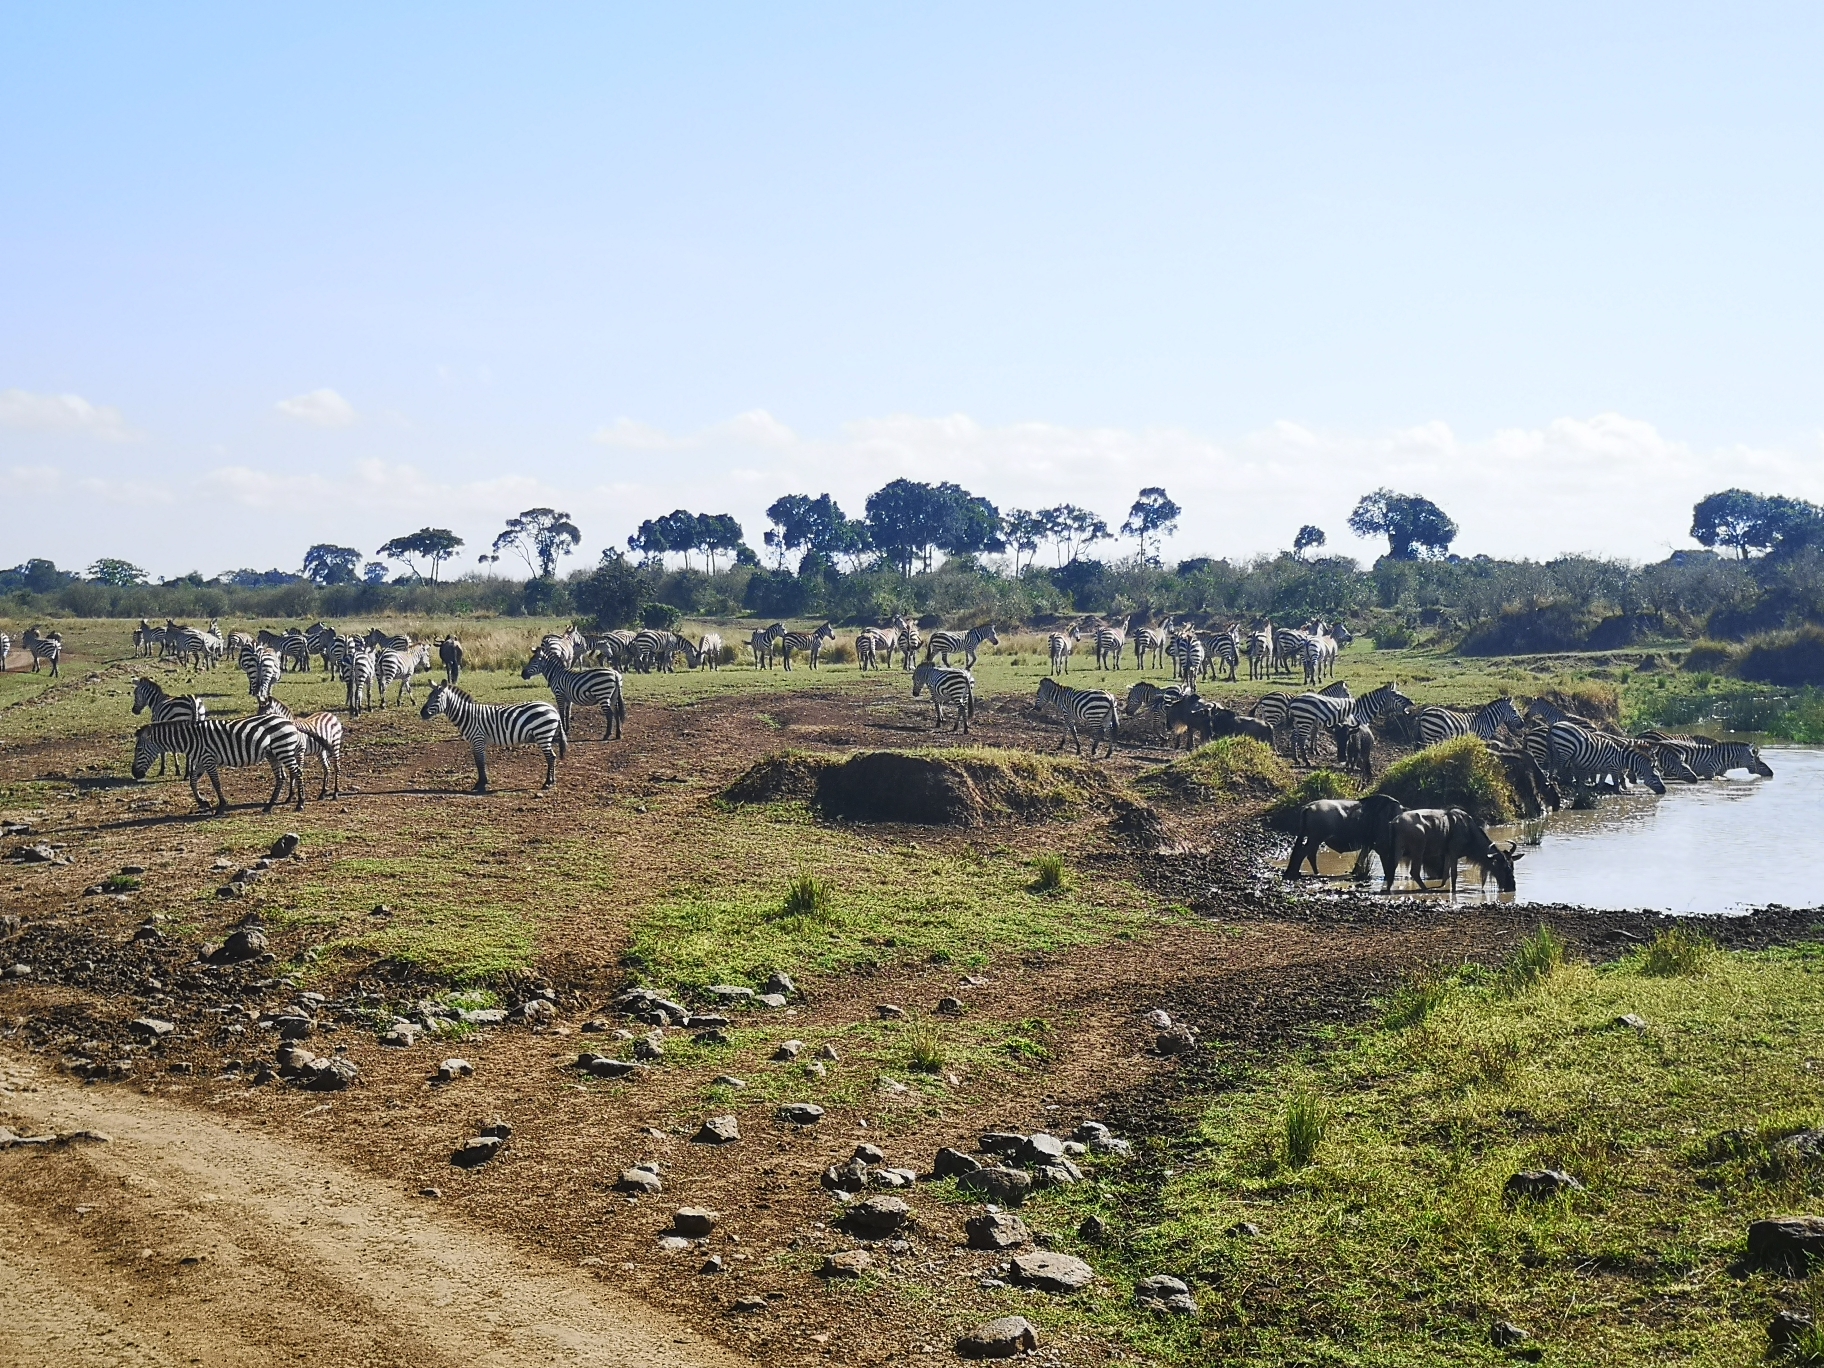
1028, 853, 1069, 896
1381, 969, 1451, 1028
1636, 926, 1716, 978
101, 873, 141, 893
775, 873, 833, 921
1002, 1017, 1052, 1062
1503, 923, 1564, 993
1283, 1089, 1328, 1167
903, 1017, 945, 1072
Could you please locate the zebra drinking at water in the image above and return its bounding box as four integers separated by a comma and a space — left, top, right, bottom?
1036, 677, 1120, 757
926, 624, 999, 669
911, 662, 975, 732
1533, 722, 1668, 795
1638, 731, 1775, 779
132, 713, 306, 815
521, 649, 626, 739
420, 680, 567, 791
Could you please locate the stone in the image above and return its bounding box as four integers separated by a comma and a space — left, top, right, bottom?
1008, 1251, 1095, 1293
695, 1115, 740, 1144
816, 1042, 840, 1061
1503, 1170, 1586, 1205
1018, 1133, 1065, 1165
1075, 1121, 1111, 1143
219, 927, 269, 961
956, 1316, 1038, 1359
876, 1078, 909, 1096
460, 1008, 507, 1026
673, 1206, 718, 1237
936, 996, 965, 1014
301, 1057, 358, 1091
1089, 1135, 1132, 1158
876, 1003, 905, 1020
1136, 1274, 1190, 1300
633, 1034, 665, 1061
1614, 1013, 1648, 1031
755, 994, 787, 1009
773, 1039, 803, 1061
700, 1254, 725, 1274
845, 1195, 912, 1236
803, 1061, 826, 1079
694, 1029, 731, 1046
1771, 1310, 1817, 1354
1491, 1321, 1529, 1349
1227, 1221, 1261, 1238
854, 1143, 886, 1164
1156, 1026, 1197, 1055
453, 1135, 502, 1167
979, 1132, 1026, 1156
1078, 1214, 1111, 1243
712, 1074, 746, 1089
268, 833, 301, 859
435, 1058, 473, 1082
1145, 1008, 1173, 1029
1163, 1293, 1199, 1316
777, 1103, 825, 1126
872, 1167, 917, 1189
821, 1249, 871, 1279
966, 1211, 1031, 1250
683, 1013, 729, 1029
479, 1118, 511, 1139
522, 999, 557, 1026
1749, 1216, 1824, 1269
616, 1166, 663, 1195
127, 1018, 175, 1039
706, 984, 754, 1002
731, 1296, 768, 1314
1033, 1159, 1084, 1187
822, 1160, 870, 1193
380, 1024, 418, 1048
656, 1236, 693, 1253
2, 964, 30, 979
959, 1167, 1033, 1207
577, 1017, 611, 1032
762, 971, 795, 997
1776, 1131, 1824, 1161
934, 1147, 982, 1178
585, 1057, 643, 1080
273, 1014, 314, 1040
1061, 1140, 1087, 1157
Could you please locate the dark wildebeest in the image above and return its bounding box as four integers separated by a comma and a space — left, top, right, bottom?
1384, 807, 1522, 894
1331, 723, 1373, 783
1171, 698, 1278, 751
438, 636, 464, 684
1285, 795, 1405, 880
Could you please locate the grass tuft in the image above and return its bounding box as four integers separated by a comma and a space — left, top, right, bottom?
1381, 970, 1452, 1028
904, 1017, 945, 1072
776, 873, 833, 921
1283, 1089, 1328, 1167
1502, 923, 1564, 993
1636, 926, 1716, 978
1029, 853, 1069, 896
1371, 734, 1520, 823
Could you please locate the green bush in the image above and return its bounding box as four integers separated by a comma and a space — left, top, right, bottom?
639, 601, 683, 630
1371, 735, 1520, 823
1028, 853, 1069, 896
1135, 737, 1294, 806
1636, 926, 1715, 977
774, 874, 833, 922
905, 1017, 945, 1072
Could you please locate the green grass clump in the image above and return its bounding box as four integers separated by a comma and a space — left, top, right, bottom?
1636, 926, 1715, 977
1371, 734, 1520, 823
778, 873, 833, 920
1283, 1089, 1328, 1167
1028, 853, 1069, 896
1502, 923, 1564, 992
1135, 737, 1294, 805
1380, 970, 1453, 1028
904, 1018, 945, 1072
1266, 767, 1360, 822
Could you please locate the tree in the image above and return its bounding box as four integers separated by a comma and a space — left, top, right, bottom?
1121, 487, 1182, 564
87, 558, 147, 586
492, 508, 581, 579
572, 549, 652, 628
362, 561, 390, 584
696, 513, 745, 573
627, 518, 671, 565
1002, 508, 1045, 573
765, 494, 844, 562
937, 487, 1004, 558
1038, 505, 1112, 565
656, 510, 704, 569
1293, 525, 1327, 560
1691, 490, 1773, 559
866, 479, 953, 575
302, 544, 363, 585
377, 528, 464, 583
1347, 489, 1458, 561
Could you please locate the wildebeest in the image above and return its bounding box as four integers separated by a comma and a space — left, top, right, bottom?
1168, 697, 1277, 751
1335, 724, 1373, 783
1384, 807, 1521, 894
1285, 795, 1405, 880
438, 636, 464, 683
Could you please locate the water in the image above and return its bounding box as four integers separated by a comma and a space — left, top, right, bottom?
1308, 745, 1824, 913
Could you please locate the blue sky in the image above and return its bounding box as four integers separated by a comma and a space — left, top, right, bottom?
4, 4, 1822, 577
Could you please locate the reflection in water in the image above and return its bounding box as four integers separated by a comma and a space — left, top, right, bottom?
1307, 746, 1823, 913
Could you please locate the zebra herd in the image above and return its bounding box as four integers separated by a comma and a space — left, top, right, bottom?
0, 627, 63, 675
1040, 615, 1347, 688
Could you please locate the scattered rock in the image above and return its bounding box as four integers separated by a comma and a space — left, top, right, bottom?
452, 1135, 503, 1167
821, 1249, 872, 1279
700, 1254, 725, 1274
959, 1167, 1033, 1206
617, 1166, 663, 1195
1078, 1214, 1111, 1243
762, 971, 795, 997
273, 1014, 314, 1040
876, 1003, 905, 1020
1503, 1170, 1586, 1205
683, 1013, 730, 1030
634, 1032, 665, 1061
712, 1074, 745, 1089
934, 1147, 982, 1178
268, 833, 301, 859
822, 1160, 871, 1192
1750, 1216, 1824, 1270
1008, 1251, 1095, 1293
1776, 1131, 1824, 1162
854, 1143, 886, 1164
522, 998, 558, 1027
435, 1058, 473, 1082
694, 1029, 731, 1046
845, 1195, 912, 1236
1018, 1133, 1065, 1165
706, 984, 754, 1003
1227, 1221, 1261, 1238
956, 1315, 1038, 1359
966, 1211, 1031, 1250
872, 1168, 917, 1189
936, 996, 965, 1015
1613, 1013, 1648, 1031
1089, 1134, 1132, 1157
1156, 1026, 1198, 1055
9, 843, 65, 865
419, 1186, 442, 1199
580, 1055, 643, 1080
460, 1007, 507, 1026
1033, 1159, 1084, 1187
773, 1039, 803, 1061
980, 1132, 1025, 1156
127, 1018, 175, 1040
656, 1236, 693, 1253
695, 1115, 740, 1145
380, 1023, 418, 1048
777, 1103, 824, 1126
756, 993, 787, 1009
1771, 1309, 1816, 1354
1490, 1321, 1529, 1349
1075, 1121, 1111, 1143
815, 1042, 840, 1061
673, 1206, 718, 1237
1135, 1275, 1196, 1315
803, 1061, 826, 1079
731, 1296, 768, 1315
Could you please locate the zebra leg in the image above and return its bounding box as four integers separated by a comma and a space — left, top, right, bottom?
263, 757, 285, 812
602, 705, 615, 741
542, 744, 557, 789
471, 742, 489, 793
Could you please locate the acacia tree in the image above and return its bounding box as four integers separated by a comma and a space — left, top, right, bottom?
87, 558, 147, 586
302, 543, 363, 585
1121, 487, 1181, 564
1039, 505, 1112, 565
1002, 508, 1045, 574
1347, 489, 1457, 561
696, 513, 745, 573
377, 528, 464, 583
865, 479, 951, 575
1293, 525, 1327, 560
492, 508, 581, 578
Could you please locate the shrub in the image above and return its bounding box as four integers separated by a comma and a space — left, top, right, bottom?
1680, 640, 1736, 674
1533, 680, 1621, 723
1736, 625, 1824, 687
1134, 737, 1295, 806
639, 602, 683, 631
1028, 853, 1069, 896
1636, 926, 1715, 977
1371, 735, 1520, 823
822, 641, 856, 665
1502, 924, 1564, 992
1284, 1089, 1328, 1167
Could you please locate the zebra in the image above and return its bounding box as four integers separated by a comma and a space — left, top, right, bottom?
21, 627, 61, 676
1092, 626, 1125, 671
1165, 631, 1205, 682
1247, 624, 1273, 680
926, 624, 999, 669
305, 622, 339, 673
521, 650, 626, 739
255, 628, 290, 656
1250, 691, 1295, 737
345, 644, 379, 715
280, 630, 312, 673
0, 631, 9, 671
749, 623, 784, 668
1286, 683, 1412, 765
1534, 721, 1667, 795
365, 628, 413, 653
779, 623, 837, 670
166, 624, 214, 670
438, 636, 464, 683
259, 697, 345, 798
133, 619, 156, 656
856, 629, 883, 671
1035, 677, 1119, 758
1300, 627, 1337, 684
627, 628, 681, 672
131, 713, 306, 815
226, 631, 255, 660
1131, 624, 1169, 671
1199, 627, 1241, 683
131, 677, 206, 775
1047, 626, 1081, 675
1523, 697, 1599, 730
420, 681, 567, 791
911, 663, 975, 732
1638, 731, 1775, 779
237, 643, 282, 702
377, 642, 432, 706
1273, 627, 1310, 677
894, 622, 922, 671
695, 632, 724, 670
1412, 697, 1523, 748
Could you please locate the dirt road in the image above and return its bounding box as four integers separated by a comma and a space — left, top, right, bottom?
0, 1057, 744, 1368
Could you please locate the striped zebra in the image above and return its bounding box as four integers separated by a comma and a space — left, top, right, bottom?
259, 697, 345, 798
1273, 627, 1310, 677
1287, 683, 1412, 765
627, 628, 681, 672
279, 630, 312, 673
588, 630, 636, 670
521, 650, 626, 739
1092, 625, 1125, 671
780, 623, 837, 670
166, 624, 214, 670
21, 627, 61, 676
237, 644, 282, 701
1412, 697, 1523, 748
1035, 677, 1119, 757
345, 644, 379, 715
365, 628, 413, 653
438, 636, 464, 683
226, 631, 255, 660
420, 681, 567, 791
911, 662, 975, 732
256, 628, 290, 656
1165, 631, 1205, 682
1131, 624, 1169, 671
377, 643, 432, 706
305, 622, 339, 673
1300, 628, 1337, 684
1047, 626, 1081, 675
1247, 624, 1273, 680
749, 623, 784, 668
696, 633, 724, 670
1532, 721, 1667, 795
1251, 680, 1348, 741
132, 677, 206, 775
133, 619, 156, 656
0, 632, 9, 671
856, 628, 886, 671
1199, 627, 1241, 683
1639, 731, 1775, 779
894, 622, 923, 671
131, 713, 306, 815
927, 624, 999, 669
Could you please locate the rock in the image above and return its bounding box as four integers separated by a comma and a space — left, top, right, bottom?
1074, 1121, 1110, 1143
218, 927, 269, 961
276, 1043, 315, 1076
822, 1160, 870, 1193
583, 1056, 643, 1080
419, 1186, 442, 1199
11, 843, 61, 864
460, 1008, 507, 1026
803, 1061, 827, 1079
1776, 1131, 1824, 1161
2, 964, 30, 979
854, 1143, 886, 1164
1018, 1133, 1065, 1165
1008, 1250, 1095, 1293
1033, 1159, 1084, 1187
1089, 1135, 1132, 1158
1156, 1026, 1197, 1055
1503, 1170, 1586, 1205
694, 1115, 740, 1144
872, 1167, 917, 1189
268, 833, 301, 859
522, 999, 557, 1026
816, 1042, 841, 1061
731, 1296, 768, 1314
966, 1211, 1031, 1250
579, 1017, 610, 1032
773, 1039, 803, 1061
700, 1254, 725, 1274
936, 996, 965, 1014
1613, 1013, 1648, 1031
1749, 1216, 1824, 1269
712, 1074, 746, 1089
777, 1103, 825, 1126
694, 1029, 731, 1046
756, 994, 787, 1009
1062, 1141, 1087, 1157
435, 1058, 473, 1082
1490, 1321, 1529, 1348
301, 1057, 358, 1091
876, 1003, 905, 1020
1078, 1214, 1111, 1243
876, 1077, 909, 1096
820, 1249, 871, 1279
380, 1024, 418, 1048
479, 1118, 512, 1140
1227, 1221, 1261, 1238
979, 1132, 1025, 1156
1145, 1008, 1173, 1029
673, 1206, 718, 1237
683, 1013, 730, 1029
706, 984, 754, 1003
656, 1236, 693, 1253
1136, 1274, 1190, 1300
956, 1315, 1038, 1359
127, 1018, 175, 1039
634, 1034, 665, 1061
933, 1147, 981, 1178
958, 1167, 1033, 1206
453, 1135, 503, 1167
762, 971, 795, 997
616, 1166, 663, 1195
845, 1195, 911, 1236
273, 1014, 314, 1040
1771, 1310, 1816, 1354
1163, 1293, 1199, 1316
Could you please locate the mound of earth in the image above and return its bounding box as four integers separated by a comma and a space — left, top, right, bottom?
724, 748, 1110, 827
719, 752, 826, 804
1135, 737, 1293, 808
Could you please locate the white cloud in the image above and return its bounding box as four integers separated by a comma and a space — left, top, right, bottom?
275, 388, 357, 427
0, 388, 136, 440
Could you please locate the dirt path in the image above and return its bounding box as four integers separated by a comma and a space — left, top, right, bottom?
0, 1057, 744, 1368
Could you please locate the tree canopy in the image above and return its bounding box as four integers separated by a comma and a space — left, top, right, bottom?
1691, 489, 1824, 559
492, 508, 581, 579
1122, 487, 1181, 564
864, 479, 1003, 575
1347, 490, 1458, 561
302, 543, 363, 585
87, 557, 147, 586
1293, 525, 1327, 559
377, 528, 464, 583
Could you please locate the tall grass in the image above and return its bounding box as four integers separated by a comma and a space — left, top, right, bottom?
773, 874, 833, 922
1284, 1089, 1329, 1167
904, 1017, 945, 1072
1501, 924, 1564, 993
1636, 926, 1715, 977
1029, 853, 1069, 896
1381, 971, 1451, 1029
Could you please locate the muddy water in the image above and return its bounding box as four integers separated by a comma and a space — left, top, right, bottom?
1310, 745, 1824, 912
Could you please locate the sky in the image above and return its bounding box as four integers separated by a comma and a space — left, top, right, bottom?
4, 3, 1823, 580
